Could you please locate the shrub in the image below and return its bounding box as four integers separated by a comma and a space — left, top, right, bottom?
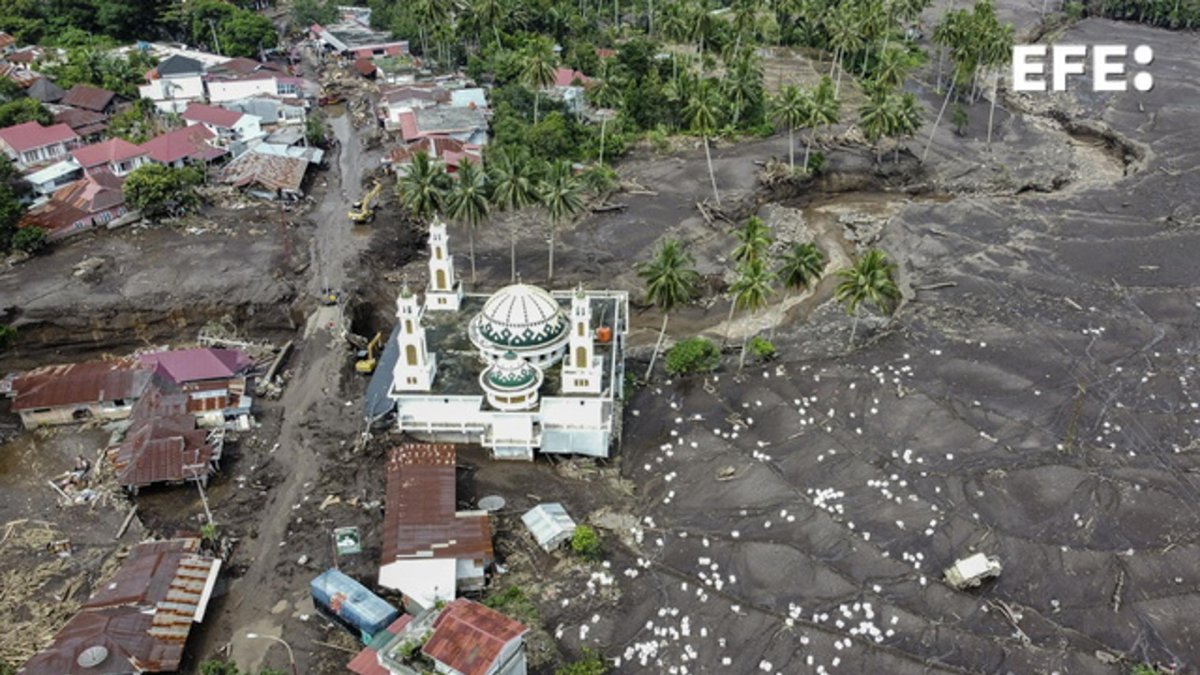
805, 151, 827, 175
556, 648, 610, 675
664, 337, 720, 375
570, 525, 602, 560
12, 226, 47, 253
0, 325, 16, 351
748, 336, 776, 361
483, 586, 540, 625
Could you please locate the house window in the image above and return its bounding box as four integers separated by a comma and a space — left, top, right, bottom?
406, 344, 417, 365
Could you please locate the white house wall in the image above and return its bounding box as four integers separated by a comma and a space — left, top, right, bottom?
208, 79, 280, 104
378, 557, 456, 610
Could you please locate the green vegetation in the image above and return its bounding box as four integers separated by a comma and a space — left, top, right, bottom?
41, 46, 158, 99
0, 156, 30, 253
539, 159, 584, 280
395, 152, 451, 221
556, 648, 610, 675
198, 661, 285, 675
835, 248, 901, 345
12, 226, 47, 253
482, 586, 540, 626
570, 524, 603, 560
637, 238, 700, 379
729, 258, 776, 372
306, 111, 328, 147
108, 99, 160, 144
0, 325, 14, 352
665, 337, 720, 375
1081, 0, 1200, 29
0, 97, 51, 127
748, 336, 776, 361
773, 241, 825, 337
291, 0, 339, 28
446, 158, 491, 283
123, 164, 204, 221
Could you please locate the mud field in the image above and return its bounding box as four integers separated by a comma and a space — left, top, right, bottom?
2, 9, 1199, 675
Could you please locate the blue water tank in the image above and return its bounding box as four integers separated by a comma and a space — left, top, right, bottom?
309, 569, 400, 641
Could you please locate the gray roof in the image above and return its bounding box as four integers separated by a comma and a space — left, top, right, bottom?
521, 503, 576, 550
27, 78, 65, 103
157, 54, 204, 77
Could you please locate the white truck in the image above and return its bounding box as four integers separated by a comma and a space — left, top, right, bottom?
944, 553, 1002, 590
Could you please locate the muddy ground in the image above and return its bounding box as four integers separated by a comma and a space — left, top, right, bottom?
2, 9, 1199, 675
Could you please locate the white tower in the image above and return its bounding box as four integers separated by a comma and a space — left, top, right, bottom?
392, 282, 437, 392
425, 218, 462, 312
561, 286, 602, 394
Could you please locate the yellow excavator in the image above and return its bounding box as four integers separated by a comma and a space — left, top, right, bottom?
348, 180, 383, 224
355, 331, 383, 374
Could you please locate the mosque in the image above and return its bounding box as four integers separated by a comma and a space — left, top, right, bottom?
366, 220, 629, 461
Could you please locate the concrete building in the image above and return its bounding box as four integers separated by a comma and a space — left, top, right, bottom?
70, 138, 147, 177
19, 171, 130, 240
23, 158, 83, 197
139, 54, 206, 114
310, 18, 409, 57
0, 121, 79, 168
139, 125, 227, 168
371, 224, 628, 461
378, 444, 492, 609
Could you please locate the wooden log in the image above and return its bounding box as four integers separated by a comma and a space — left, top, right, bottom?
116, 505, 138, 540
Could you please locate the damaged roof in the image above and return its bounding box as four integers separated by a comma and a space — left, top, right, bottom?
422, 599, 527, 675
10, 359, 149, 411
54, 108, 108, 136
19, 538, 221, 675
218, 148, 313, 194
381, 444, 493, 562
139, 125, 223, 164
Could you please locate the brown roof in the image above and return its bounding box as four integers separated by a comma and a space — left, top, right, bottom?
19, 199, 89, 235
11, 359, 149, 411
109, 405, 215, 488
382, 84, 449, 105
422, 599, 527, 675
387, 137, 480, 166
219, 151, 311, 194
61, 84, 117, 113
0, 32, 15, 50
381, 444, 493, 562
352, 58, 377, 76
54, 107, 108, 134
208, 56, 284, 78
19, 538, 219, 675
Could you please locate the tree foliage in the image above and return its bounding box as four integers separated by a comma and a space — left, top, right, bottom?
122, 163, 203, 220
665, 337, 720, 375
12, 225, 47, 252
0, 97, 52, 127
291, 0, 338, 28
570, 525, 603, 560
0, 156, 30, 253
41, 46, 158, 98
556, 648, 610, 675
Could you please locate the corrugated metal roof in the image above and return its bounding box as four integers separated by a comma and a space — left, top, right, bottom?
70, 138, 145, 168
20, 538, 219, 675
381, 444, 493, 561
0, 121, 78, 153
421, 599, 527, 675
10, 359, 149, 411
182, 102, 242, 128
520, 503, 576, 550
139, 125, 220, 164
138, 348, 252, 384
61, 84, 116, 112
219, 150, 312, 194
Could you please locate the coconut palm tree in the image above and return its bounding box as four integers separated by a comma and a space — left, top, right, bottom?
730, 259, 777, 372
771, 85, 812, 171
732, 216, 773, 265
835, 248, 901, 345
859, 84, 896, 164
487, 148, 542, 281
983, 22, 1014, 148
470, 0, 506, 49
825, 2, 864, 96
805, 76, 840, 171
637, 238, 700, 379
772, 241, 825, 337
724, 49, 764, 128
538, 159, 584, 281
685, 80, 722, 206
521, 40, 558, 123
396, 151, 450, 221
892, 92, 923, 162
445, 159, 490, 284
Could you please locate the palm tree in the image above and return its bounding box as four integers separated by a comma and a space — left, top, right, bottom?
732, 216, 773, 265
805, 76, 840, 171
724, 49, 764, 128
539, 159, 584, 281
521, 40, 557, 123
470, 0, 506, 49
396, 151, 450, 221
730, 259, 776, 372
445, 159, 491, 284
825, 2, 864, 97
835, 248, 901, 345
983, 22, 1014, 148
892, 92, 923, 162
770, 85, 811, 171
637, 238, 700, 379
685, 80, 722, 206
772, 241, 825, 337
486, 148, 542, 281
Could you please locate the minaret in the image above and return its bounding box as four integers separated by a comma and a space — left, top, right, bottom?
425, 217, 462, 311
392, 279, 436, 392
561, 286, 602, 394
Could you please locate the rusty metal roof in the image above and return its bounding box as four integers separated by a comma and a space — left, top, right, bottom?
381, 444, 493, 562
19, 538, 220, 675
219, 149, 311, 194
109, 412, 215, 489
61, 84, 116, 112
421, 599, 527, 675
10, 359, 149, 412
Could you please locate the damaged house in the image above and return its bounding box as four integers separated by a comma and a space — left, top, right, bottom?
19, 537, 222, 675
7, 359, 150, 429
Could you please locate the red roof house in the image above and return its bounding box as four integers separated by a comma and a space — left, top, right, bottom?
20, 171, 129, 239
552, 67, 591, 88
60, 84, 118, 114
182, 102, 242, 128
377, 445, 493, 608
422, 599, 529, 675
139, 348, 252, 385
9, 359, 149, 428
386, 137, 481, 173
107, 377, 222, 490
18, 538, 221, 675
0, 121, 79, 167
139, 125, 226, 167
70, 138, 147, 177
